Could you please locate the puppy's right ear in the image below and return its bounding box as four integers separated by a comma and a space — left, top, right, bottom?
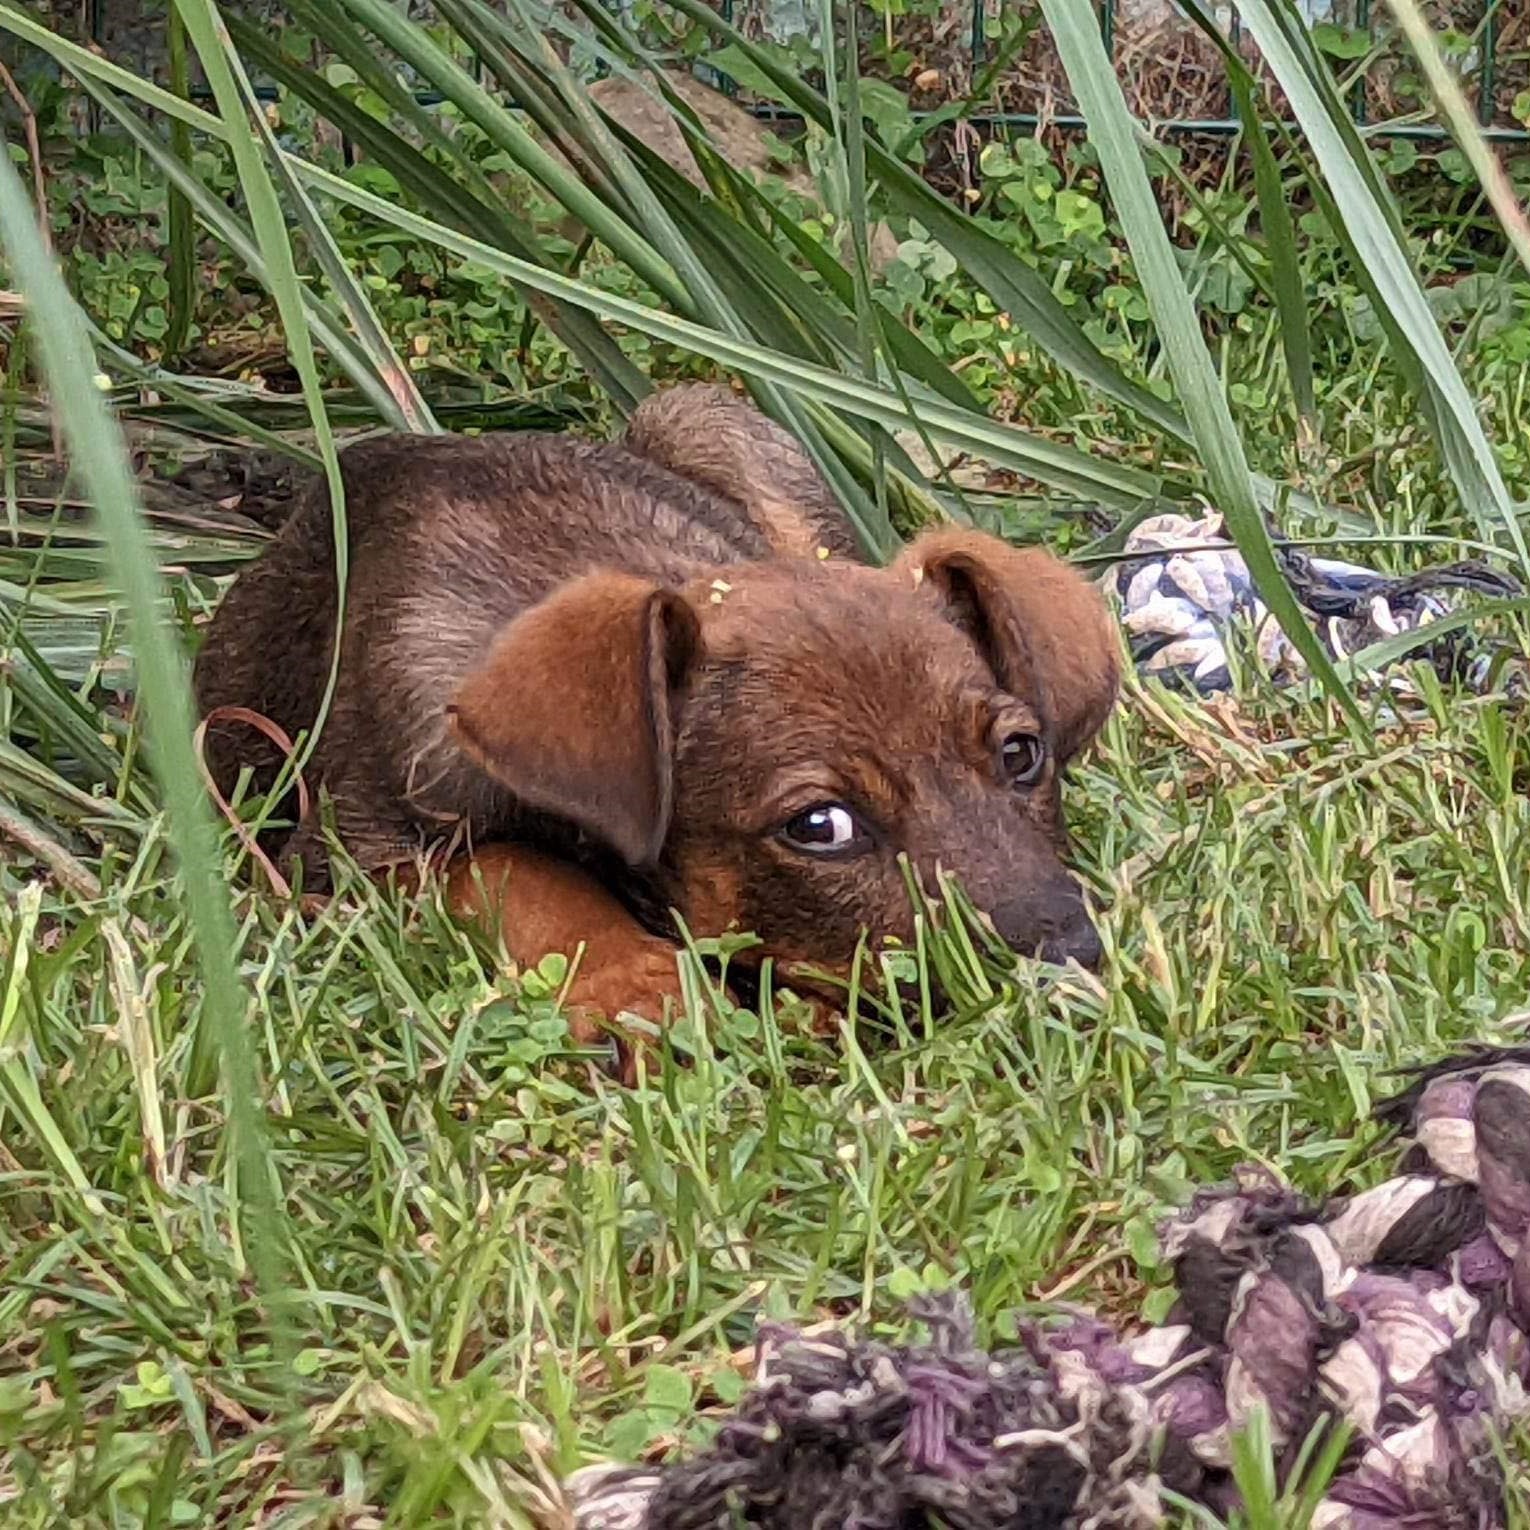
446, 573, 700, 867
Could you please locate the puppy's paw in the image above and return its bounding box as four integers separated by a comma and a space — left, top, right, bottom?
563, 941, 688, 1083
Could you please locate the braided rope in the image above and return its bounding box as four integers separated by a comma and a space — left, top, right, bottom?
1113, 511, 1523, 697
567, 1046, 1530, 1529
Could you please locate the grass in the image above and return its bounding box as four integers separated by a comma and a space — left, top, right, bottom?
4, 0, 1530, 1522
3, 661, 1530, 1525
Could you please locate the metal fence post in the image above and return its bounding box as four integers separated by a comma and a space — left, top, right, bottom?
1353, 0, 1371, 125
1480, 0, 1497, 126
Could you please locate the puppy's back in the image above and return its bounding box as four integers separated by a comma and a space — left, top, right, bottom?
192, 425, 793, 837
192, 454, 344, 807
622, 385, 863, 561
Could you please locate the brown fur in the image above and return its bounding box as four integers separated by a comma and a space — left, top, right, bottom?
193, 384, 1120, 1040
622, 385, 861, 562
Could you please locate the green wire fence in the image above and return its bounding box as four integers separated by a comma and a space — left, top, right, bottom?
57, 0, 1530, 145
962, 0, 1527, 140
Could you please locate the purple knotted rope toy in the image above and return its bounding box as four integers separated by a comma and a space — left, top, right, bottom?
567, 1047, 1530, 1528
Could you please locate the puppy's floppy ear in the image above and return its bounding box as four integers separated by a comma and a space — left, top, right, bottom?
893, 527, 1119, 762
446, 572, 700, 866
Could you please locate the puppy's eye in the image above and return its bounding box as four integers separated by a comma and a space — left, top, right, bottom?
779, 802, 868, 856
999, 731, 1047, 787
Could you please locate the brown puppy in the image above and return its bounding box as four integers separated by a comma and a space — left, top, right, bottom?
194, 385, 1119, 1040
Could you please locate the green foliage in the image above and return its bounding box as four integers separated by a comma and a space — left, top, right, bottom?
2, 664, 1530, 1521
8, 4, 1530, 537
2, 0, 1530, 1519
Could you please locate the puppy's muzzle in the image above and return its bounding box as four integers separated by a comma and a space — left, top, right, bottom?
990, 885, 1103, 972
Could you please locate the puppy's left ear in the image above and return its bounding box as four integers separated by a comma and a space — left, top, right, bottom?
893, 527, 1119, 763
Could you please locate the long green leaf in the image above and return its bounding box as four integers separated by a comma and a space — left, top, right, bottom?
6, 625, 149, 799
88, 327, 324, 469
621, 0, 1188, 439
284, 0, 523, 205
427, 0, 892, 551
292, 160, 1167, 510
172, 0, 352, 837
163, 3, 196, 362
0, 140, 296, 1343
1038, 0, 1360, 722
630, 129, 971, 519
1230, 0, 1528, 571
1229, 71, 1318, 439
0, 2, 218, 130
827, 0, 891, 534
206, 13, 438, 435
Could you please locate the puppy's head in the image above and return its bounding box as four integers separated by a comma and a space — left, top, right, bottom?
447, 530, 1119, 977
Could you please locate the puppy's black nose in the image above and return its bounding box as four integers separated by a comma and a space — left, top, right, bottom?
991, 889, 1103, 972
1036, 908, 1103, 971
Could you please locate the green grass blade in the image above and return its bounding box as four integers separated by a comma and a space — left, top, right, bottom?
284, 0, 519, 205
87, 329, 323, 469
0, 885, 96, 1203
227, 14, 521, 244
437, 0, 607, 173
1038, 0, 1361, 723
509, 2, 955, 530
1229, 72, 1318, 443
720, 168, 980, 410
1383, 0, 1530, 279
1285, 1416, 1354, 1528
1339, 596, 1530, 675
631, 161, 852, 369
202, 15, 438, 435
1228, 1406, 1280, 1528
171, 0, 352, 799
1230, 0, 1529, 571
163, 3, 196, 363
6, 625, 147, 798
507, 0, 972, 417
0, 145, 296, 1341
826, 0, 890, 532
102, 918, 169, 1188
623, 137, 966, 521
